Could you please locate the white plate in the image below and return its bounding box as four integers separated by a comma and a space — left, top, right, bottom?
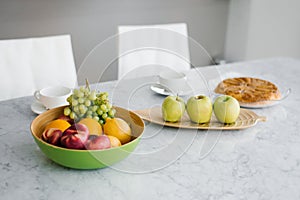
31, 101, 47, 114
239, 101, 280, 109
238, 88, 291, 108
150, 83, 193, 96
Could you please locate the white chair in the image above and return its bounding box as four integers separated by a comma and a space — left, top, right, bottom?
118, 23, 191, 79
0, 35, 78, 101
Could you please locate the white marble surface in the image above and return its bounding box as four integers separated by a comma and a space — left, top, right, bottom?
1, 57, 300, 199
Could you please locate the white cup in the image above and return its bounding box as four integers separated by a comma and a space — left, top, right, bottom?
158, 71, 187, 94
34, 86, 72, 109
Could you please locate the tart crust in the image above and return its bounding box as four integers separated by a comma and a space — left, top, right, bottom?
214, 77, 281, 104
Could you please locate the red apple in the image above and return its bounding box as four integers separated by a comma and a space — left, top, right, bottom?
86, 135, 111, 150
61, 123, 89, 149
42, 128, 62, 146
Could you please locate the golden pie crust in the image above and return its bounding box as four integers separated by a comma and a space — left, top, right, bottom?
214, 77, 281, 104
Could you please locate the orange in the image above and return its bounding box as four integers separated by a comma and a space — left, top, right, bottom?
44, 119, 71, 132
103, 118, 131, 144
107, 135, 122, 147
79, 118, 103, 136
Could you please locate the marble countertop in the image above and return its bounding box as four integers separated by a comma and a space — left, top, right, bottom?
1, 57, 300, 200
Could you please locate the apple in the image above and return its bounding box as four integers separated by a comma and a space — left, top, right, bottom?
42, 128, 62, 146
61, 123, 89, 149
85, 135, 111, 150
162, 96, 185, 122
186, 95, 212, 123
213, 95, 240, 123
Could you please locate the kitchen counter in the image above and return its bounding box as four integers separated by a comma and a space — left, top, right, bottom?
1, 57, 300, 199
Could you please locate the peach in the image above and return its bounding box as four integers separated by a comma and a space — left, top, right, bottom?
86, 135, 111, 150
87, 134, 98, 141
61, 123, 89, 149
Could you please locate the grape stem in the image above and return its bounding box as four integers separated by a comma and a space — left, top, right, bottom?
85, 78, 90, 91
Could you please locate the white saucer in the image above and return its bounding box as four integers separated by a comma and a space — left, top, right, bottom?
31, 101, 47, 115
150, 83, 193, 96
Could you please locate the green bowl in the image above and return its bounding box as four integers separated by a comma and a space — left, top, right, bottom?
30, 106, 144, 169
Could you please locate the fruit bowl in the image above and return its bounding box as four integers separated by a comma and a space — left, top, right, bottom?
30, 106, 144, 169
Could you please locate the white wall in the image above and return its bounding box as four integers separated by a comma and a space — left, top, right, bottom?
224, 0, 251, 62
0, 0, 230, 83
225, 0, 300, 62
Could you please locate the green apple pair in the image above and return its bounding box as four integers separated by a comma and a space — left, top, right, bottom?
162, 95, 240, 124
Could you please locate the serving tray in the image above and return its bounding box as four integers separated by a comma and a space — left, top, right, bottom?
134, 106, 266, 130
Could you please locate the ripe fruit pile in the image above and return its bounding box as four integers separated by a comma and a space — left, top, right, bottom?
42, 116, 131, 150
63, 82, 116, 125
42, 81, 133, 150
162, 94, 240, 124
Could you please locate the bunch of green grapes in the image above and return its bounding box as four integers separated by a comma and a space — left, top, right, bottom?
63, 86, 116, 125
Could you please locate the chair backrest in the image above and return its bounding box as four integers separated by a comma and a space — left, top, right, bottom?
0, 35, 77, 101
118, 23, 190, 79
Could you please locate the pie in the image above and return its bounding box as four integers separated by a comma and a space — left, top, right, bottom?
214, 77, 281, 104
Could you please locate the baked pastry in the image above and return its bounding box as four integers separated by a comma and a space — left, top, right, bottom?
214, 77, 281, 104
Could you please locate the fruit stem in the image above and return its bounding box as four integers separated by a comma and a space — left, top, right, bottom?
223, 96, 230, 102
85, 78, 90, 91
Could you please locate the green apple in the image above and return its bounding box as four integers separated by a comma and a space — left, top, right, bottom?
162, 96, 185, 122
186, 95, 212, 123
213, 95, 240, 123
